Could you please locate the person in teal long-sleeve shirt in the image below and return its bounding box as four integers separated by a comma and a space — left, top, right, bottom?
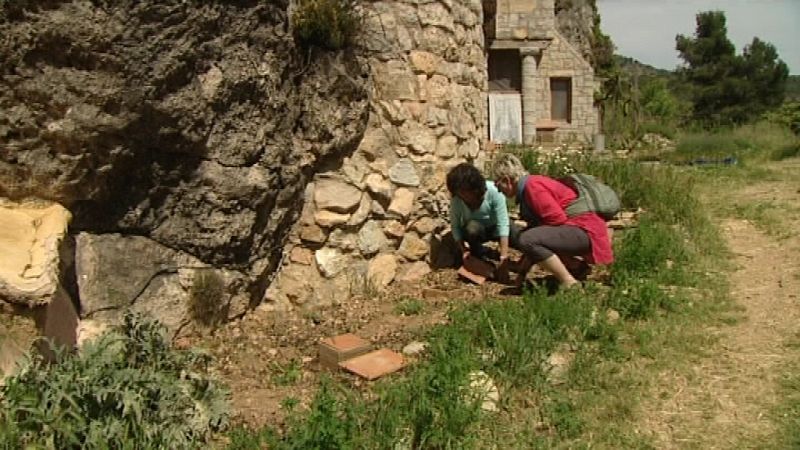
446, 163, 516, 263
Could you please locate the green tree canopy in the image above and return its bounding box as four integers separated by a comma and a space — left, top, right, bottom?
676, 11, 789, 126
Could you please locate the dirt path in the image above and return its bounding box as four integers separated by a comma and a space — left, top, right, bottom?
643, 168, 800, 448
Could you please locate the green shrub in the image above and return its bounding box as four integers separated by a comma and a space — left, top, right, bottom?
0, 314, 229, 449
292, 0, 362, 50
772, 142, 800, 160
763, 101, 800, 136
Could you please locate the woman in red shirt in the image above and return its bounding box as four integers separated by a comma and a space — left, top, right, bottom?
491, 154, 614, 289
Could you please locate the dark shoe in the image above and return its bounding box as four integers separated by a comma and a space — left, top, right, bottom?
567, 261, 591, 281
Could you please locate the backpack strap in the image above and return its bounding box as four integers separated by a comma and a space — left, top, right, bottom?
564, 174, 593, 217
516, 175, 537, 224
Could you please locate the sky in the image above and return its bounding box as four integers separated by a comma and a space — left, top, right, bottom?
596, 0, 800, 74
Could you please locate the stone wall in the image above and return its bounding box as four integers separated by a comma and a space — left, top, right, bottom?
265, 0, 488, 310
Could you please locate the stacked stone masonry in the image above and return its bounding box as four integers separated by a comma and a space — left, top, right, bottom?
265, 0, 487, 309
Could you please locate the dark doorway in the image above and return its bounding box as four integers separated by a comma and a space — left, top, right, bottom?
488, 49, 521, 92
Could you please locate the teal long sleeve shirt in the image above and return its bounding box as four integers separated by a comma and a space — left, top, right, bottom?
449, 181, 510, 242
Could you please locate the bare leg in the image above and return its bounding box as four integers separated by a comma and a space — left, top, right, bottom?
514, 255, 578, 288
539, 255, 578, 287
557, 254, 590, 280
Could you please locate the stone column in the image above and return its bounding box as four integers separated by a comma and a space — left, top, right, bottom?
520, 48, 539, 145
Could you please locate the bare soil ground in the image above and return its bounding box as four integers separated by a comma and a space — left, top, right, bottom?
193, 258, 611, 429
641, 161, 800, 448
191, 268, 517, 428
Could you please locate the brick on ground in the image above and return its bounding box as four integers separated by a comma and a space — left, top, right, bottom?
318, 333, 372, 369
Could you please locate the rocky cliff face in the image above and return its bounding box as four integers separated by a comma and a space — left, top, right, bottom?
554, 0, 600, 67
0, 1, 369, 334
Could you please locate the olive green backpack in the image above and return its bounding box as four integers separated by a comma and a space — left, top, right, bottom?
563, 173, 621, 220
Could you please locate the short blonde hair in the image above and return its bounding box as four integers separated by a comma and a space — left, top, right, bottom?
491, 153, 528, 181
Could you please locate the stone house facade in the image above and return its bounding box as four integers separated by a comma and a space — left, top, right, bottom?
485, 0, 600, 145
266, 0, 599, 310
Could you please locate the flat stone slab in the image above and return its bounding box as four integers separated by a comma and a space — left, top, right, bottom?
339, 348, 405, 380
319, 333, 372, 369
0, 199, 71, 307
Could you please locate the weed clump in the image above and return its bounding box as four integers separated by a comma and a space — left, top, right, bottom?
189, 269, 226, 327
395, 297, 424, 316
292, 0, 362, 50
0, 313, 229, 449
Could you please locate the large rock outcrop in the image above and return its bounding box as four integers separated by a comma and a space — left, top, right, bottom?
0, 1, 369, 334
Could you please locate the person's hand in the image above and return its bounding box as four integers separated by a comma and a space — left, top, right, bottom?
462, 250, 471, 263
495, 258, 511, 284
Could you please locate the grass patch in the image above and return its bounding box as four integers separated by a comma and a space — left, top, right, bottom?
189, 269, 227, 327
395, 297, 424, 316
644, 121, 799, 165
292, 0, 362, 50
773, 339, 800, 449
771, 141, 800, 160
271, 359, 303, 386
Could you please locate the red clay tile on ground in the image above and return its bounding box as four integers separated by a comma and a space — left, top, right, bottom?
339, 348, 405, 380
463, 255, 495, 279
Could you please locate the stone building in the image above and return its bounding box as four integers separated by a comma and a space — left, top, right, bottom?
485, 0, 600, 145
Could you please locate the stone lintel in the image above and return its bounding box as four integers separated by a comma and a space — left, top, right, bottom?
488, 39, 552, 51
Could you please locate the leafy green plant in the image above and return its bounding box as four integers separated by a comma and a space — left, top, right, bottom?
764, 101, 800, 136
292, 0, 362, 50
0, 313, 229, 449
546, 397, 585, 438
